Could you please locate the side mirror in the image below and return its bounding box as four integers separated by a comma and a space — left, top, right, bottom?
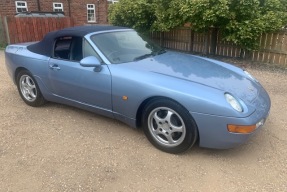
80, 56, 102, 72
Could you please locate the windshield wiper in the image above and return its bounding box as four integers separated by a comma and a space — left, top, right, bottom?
156, 49, 166, 55
133, 53, 154, 61
133, 49, 166, 61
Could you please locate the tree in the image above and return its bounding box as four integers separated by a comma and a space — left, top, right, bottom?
151, 0, 187, 31
109, 0, 287, 50
223, 0, 287, 50
183, 0, 287, 50
108, 0, 155, 32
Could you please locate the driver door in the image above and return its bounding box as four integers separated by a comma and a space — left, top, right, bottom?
46, 36, 112, 111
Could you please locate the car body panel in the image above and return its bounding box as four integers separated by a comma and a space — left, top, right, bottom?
4, 26, 271, 149
109, 52, 262, 118
192, 85, 270, 149
47, 58, 112, 110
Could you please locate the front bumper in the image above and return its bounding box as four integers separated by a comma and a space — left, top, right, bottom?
191, 88, 271, 149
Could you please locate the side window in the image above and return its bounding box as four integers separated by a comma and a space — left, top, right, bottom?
54, 37, 72, 60
69, 37, 83, 61
83, 39, 101, 61
53, 36, 83, 61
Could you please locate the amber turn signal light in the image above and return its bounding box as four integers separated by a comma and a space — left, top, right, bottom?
227, 124, 256, 134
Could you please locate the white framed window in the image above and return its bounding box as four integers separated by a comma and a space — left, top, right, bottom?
108, 0, 119, 4
15, 1, 28, 13
87, 4, 96, 23
53, 3, 64, 12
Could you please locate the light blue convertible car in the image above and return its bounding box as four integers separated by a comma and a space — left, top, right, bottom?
5, 26, 271, 153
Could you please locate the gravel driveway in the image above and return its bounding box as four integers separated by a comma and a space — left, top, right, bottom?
0, 50, 286, 192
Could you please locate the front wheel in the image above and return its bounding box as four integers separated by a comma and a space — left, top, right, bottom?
142, 99, 198, 154
16, 70, 46, 107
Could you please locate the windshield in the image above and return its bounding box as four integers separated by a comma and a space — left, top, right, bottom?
91, 30, 165, 64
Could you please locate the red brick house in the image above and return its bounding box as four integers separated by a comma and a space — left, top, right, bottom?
0, 0, 111, 25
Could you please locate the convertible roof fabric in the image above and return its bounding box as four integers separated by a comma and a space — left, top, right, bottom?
27, 25, 129, 57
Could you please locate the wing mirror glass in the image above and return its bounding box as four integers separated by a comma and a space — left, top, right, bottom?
80, 56, 102, 72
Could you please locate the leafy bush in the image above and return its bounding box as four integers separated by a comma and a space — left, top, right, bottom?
108, 0, 156, 32
109, 0, 287, 50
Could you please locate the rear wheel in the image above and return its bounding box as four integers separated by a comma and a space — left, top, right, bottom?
16, 70, 46, 107
142, 99, 198, 154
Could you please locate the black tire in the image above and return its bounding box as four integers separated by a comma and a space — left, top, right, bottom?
16, 70, 46, 107
142, 99, 198, 154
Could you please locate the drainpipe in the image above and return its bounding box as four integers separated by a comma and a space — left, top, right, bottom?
97, 0, 100, 23
67, 0, 71, 17
37, 0, 41, 11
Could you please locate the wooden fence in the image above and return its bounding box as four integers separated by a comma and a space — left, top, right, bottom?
3, 16, 74, 44
151, 28, 287, 67
1, 16, 286, 67
252, 31, 287, 66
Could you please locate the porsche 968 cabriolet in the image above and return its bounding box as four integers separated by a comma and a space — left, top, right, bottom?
5, 26, 271, 153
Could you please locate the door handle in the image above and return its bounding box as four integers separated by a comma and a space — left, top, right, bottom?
49, 64, 61, 71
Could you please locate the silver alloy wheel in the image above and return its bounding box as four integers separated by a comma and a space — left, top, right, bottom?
19, 75, 37, 102
147, 107, 186, 147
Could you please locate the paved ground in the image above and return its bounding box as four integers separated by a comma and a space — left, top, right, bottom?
0, 50, 286, 192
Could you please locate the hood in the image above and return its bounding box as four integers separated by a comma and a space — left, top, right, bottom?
129, 51, 259, 103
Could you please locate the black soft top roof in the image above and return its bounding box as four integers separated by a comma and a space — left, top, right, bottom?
27, 25, 129, 57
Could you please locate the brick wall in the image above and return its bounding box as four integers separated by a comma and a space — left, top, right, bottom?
39, 0, 70, 16
71, 0, 108, 25
97, 0, 109, 24
0, 0, 108, 25
0, 0, 39, 16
